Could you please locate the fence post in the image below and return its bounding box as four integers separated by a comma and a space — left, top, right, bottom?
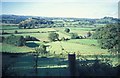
68, 53, 76, 76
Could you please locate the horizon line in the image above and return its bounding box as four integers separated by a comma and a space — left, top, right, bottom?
1, 14, 118, 19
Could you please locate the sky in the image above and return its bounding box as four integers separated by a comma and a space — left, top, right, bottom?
1, 0, 119, 18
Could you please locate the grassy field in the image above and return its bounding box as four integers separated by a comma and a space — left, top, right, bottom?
0, 43, 33, 53
0, 41, 35, 53
3, 27, 56, 33
54, 27, 95, 36
47, 41, 108, 55
0, 25, 18, 30
68, 39, 99, 46
1, 25, 119, 76
1, 25, 119, 66
0, 25, 113, 54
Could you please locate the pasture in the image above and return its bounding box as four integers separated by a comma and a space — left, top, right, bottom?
1, 25, 119, 76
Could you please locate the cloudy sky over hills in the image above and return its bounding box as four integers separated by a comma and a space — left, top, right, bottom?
1, 0, 119, 18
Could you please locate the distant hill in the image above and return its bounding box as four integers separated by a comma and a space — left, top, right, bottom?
0, 15, 119, 28
0, 15, 32, 24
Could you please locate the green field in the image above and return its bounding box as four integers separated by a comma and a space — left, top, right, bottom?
1, 43, 33, 53
47, 41, 108, 55
0, 25, 18, 30
1, 24, 119, 76
0, 25, 114, 54
1, 25, 119, 66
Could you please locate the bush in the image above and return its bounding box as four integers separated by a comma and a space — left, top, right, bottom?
79, 36, 83, 39
14, 30, 18, 34
65, 28, 70, 33
25, 36, 39, 41
86, 31, 92, 37
71, 33, 79, 39
0, 36, 5, 42
61, 37, 66, 41
77, 59, 118, 76
48, 32, 59, 41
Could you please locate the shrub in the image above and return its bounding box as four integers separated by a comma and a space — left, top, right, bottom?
71, 33, 79, 39
65, 28, 70, 33
48, 32, 59, 41
61, 37, 66, 41
14, 30, 18, 34
25, 36, 39, 41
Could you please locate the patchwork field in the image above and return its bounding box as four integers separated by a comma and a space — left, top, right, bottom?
0, 25, 117, 55
1, 25, 119, 76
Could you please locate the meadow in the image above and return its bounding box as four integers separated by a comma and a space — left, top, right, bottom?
1, 25, 119, 76
1, 25, 104, 54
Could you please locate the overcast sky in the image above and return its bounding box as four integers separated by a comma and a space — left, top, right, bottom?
1, 0, 119, 18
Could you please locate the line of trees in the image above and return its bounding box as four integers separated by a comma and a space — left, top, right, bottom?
1, 35, 39, 46
3, 35, 25, 46
48, 28, 92, 42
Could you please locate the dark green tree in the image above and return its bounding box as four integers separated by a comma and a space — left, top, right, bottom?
33, 44, 48, 75
86, 31, 92, 37
14, 30, 18, 34
17, 36, 25, 46
48, 32, 59, 41
4, 35, 25, 46
61, 37, 66, 41
92, 23, 120, 54
25, 35, 31, 41
71, 33, 79, 39
65, 28, 70, 33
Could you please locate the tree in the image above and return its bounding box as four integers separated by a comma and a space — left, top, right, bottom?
25, 36, 39, 41
34, 44, 47, 75
4, 35, 25, 46
71, 33, 79, 39
38, 45, 47, 56
14, 30, 18, 34
61, 37, 66, 41
17, 36, 25, 46
86, 31, 92, 37
25, 35, 31, 41
92, 23, 120, 54
48, 32, 59, 41
65, 28, 70, 33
